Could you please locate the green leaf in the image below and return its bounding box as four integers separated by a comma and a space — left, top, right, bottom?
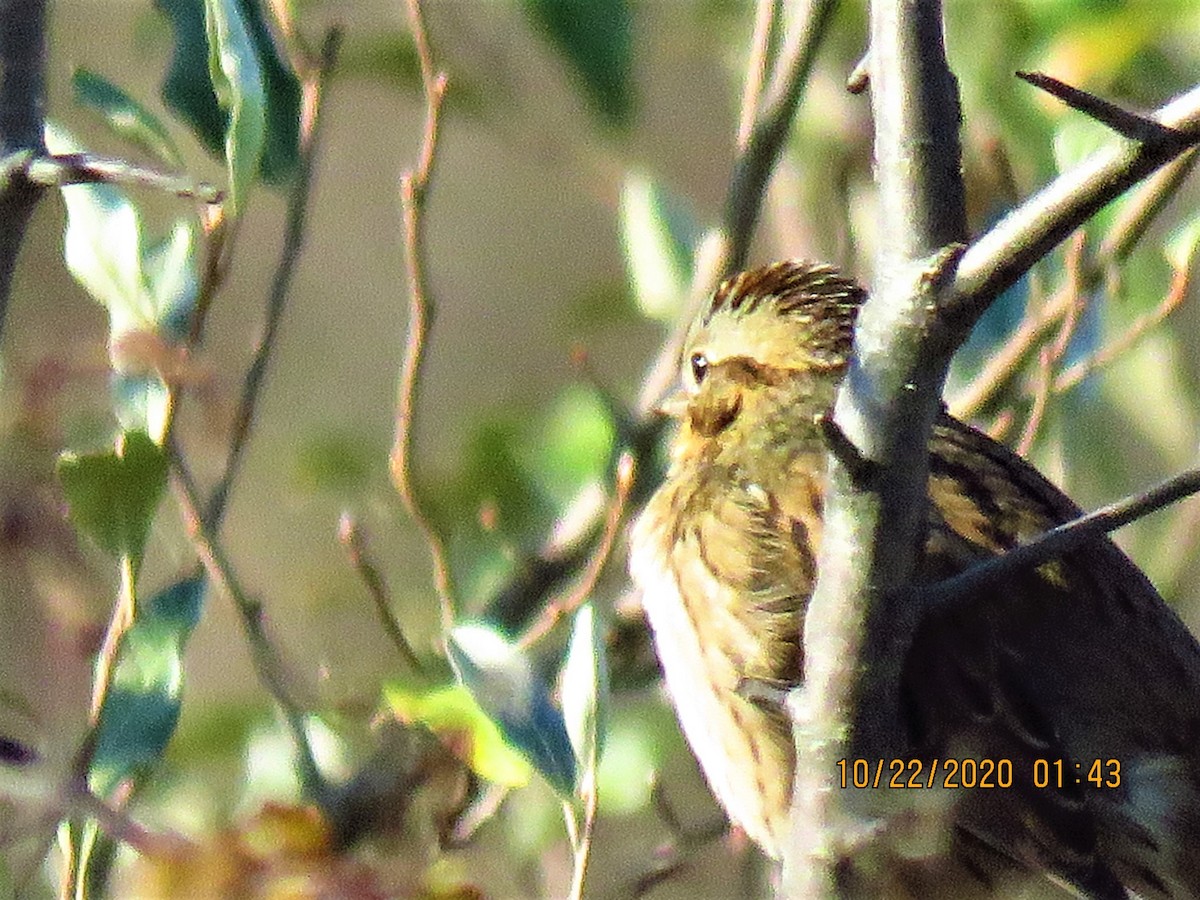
157, 0, 301, 197
46, 124, 199, 435
57, 431, 168, 576
158, 0, 225, 157
620, 172, 695, 323
46, 124, 150, 331
523, 386, 615, 506
89, 576, 206, 797
448, 623, 577, 795
560, 603, 607, 784
204, 0, 266, 215
72, 69, 182, 167
143, 219, 199, 340
522, 0, 634, 130
384, 681, 532, 787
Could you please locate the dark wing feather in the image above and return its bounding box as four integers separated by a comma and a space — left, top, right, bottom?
903, 414, 1200, 899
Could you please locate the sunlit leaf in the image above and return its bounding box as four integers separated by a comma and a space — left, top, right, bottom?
72, 69, 182, 167
522, 0, 633, 130
448, 623, 576, 795
204, 0, 266, 215
57, 430, 168, 576
620, 172, 696, 323
384, 681, 532, 787
560, 603, 607, 781
143, 219, 199, 340
157, 0, 300, 202
45, 124, 150, 331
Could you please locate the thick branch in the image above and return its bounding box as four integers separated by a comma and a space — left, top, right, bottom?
785, 0, 967, 894
0, 0, 49, 339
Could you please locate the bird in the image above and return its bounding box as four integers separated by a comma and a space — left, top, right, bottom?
628, 259, 1200, 898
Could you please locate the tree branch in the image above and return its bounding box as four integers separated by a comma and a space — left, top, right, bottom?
949, 82, 1200, 322
920, 466, 1200, 612
0, 0, 49, 340
786, 15, 1200, 898
786, 0, 969, 893
637, 0, 839, 414
204, 28, 341, 529
388, 0, 456, 634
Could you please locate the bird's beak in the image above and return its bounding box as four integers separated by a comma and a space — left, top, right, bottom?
656, 389, 689, 419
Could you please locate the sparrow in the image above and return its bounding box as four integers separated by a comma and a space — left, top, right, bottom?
629, 259, 1200, 898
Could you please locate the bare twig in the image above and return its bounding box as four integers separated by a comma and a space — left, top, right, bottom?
64, 784, 185, 859
1101, 148, 1199, 262
85, 559, 136, 724
631, 781, 735, 898
952, 146, 1199, 420
388, 0, 455, 633
519, 452, 636, 647
737, 0, 784, 151
1015, 233, 1087, 454
637, 0, 839, 414
12, 151, 222, 202
950, 82, 1200, 319
168, 444, 324, 798
1054, 262, 1191, 395
567, 785, 599, 900
204, 29, 341, 529
1017, 71, 1185, 144
950, 281, 1072, 419
337, 513, 427, 675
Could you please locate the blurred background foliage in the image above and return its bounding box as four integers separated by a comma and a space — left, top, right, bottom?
2, 0, 1199, 897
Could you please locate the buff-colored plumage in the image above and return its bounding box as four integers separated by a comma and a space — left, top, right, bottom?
630, 260, 1200, 898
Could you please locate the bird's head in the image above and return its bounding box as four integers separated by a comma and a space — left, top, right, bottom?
671, 260, 866, 447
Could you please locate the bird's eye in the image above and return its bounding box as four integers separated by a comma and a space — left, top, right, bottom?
690, 352, 709, 385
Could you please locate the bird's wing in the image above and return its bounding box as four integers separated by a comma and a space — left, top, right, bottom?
907, 414, 1200, 899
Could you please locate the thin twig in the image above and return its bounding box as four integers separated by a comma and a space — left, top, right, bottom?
952, 146, 1198, 421
388, 0, 455, 633
337, 513, 427, 675
1101, 148, 1199, 262
920, 466, 1200, 611
950, 282, 1072, 419
519, 452, 636, 648
631, 787, 732, 899
168, 444, 324, 798
737, 0, 783, 151
65, 784, 186, 858
204, 28, 341, 529
1015, 232, 1087, 454
567, 784, 599, 900
1054, 262, 1191, 395
950, 81, 1200, 319
1017, 71, 1186, 144
1016, 346, 1053, 457
16, 152, 222, 202
637, 0, 839, 414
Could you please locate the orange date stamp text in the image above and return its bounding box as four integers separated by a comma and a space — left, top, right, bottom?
835, 757, 1121, 790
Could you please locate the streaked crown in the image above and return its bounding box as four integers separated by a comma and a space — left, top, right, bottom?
684, 260, 866, 383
